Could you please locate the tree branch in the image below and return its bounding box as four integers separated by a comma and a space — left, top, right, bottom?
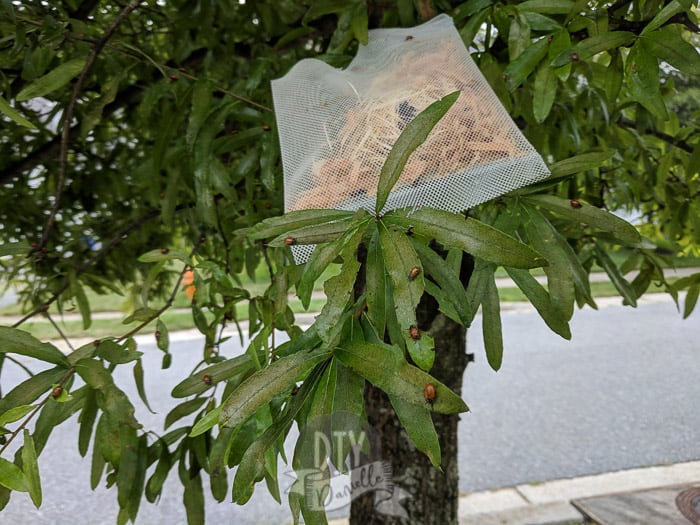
34, 0, 144, 254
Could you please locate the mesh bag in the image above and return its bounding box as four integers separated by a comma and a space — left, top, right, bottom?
272, 14, 549, 262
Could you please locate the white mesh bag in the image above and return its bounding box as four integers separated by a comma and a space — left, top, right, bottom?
272, 14, 549, 262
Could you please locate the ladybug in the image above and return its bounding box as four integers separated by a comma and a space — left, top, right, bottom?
284, 236, 296, 246
262, 124, 271, 131
408, 266, 420, 281
202, 374, 213, 385
424, 383, 436, 403
409, 325, 420, 340
51, 386, 63, 399
570, 52, 580, 62
92, 339, 100, 347
405, 35, 413, 41
155, 330, 161, 340
570, 199, 582, 209
160, 247, 169, 254
291, 385, 299, 396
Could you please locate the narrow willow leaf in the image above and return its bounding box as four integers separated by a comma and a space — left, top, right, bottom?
117, 425, 138, 511
0, 457, 28, 492
549, 151, 615, 178
683, 284, 699, 319
0, 327, 70, 367
523, 206, 575, 321
506, 268, 572, 339
523, 195, 640, 244
411, 239, 473, 326
315, 241, 362, 344
184, 473, 205, 525
641, 0, 685, 35
365, 227, 387, 338
78, 390, 98, 457
351, 2, 368, 45
21, 430, 41, 507
517, 0, 574, 14
335, 341, 468, 414
0, 404, 36, 427
504, 38, 548, 91
385, 208, 546, 269
218, 348, 331, 432
594, 243, 638, 307
232, 364, 323, 504
267, 217, 354, 246
379, 226, 434, 371
133, 360, 155, 414
137, 248, 190, 263
0, 95, 36, 129
156, 319, 169, 352
481, 270, 504, 371
16, 57, 87, 101
375, 91, 460, 213
533, 63, 557, 123
390, 395, 441, 468
551, 31, 635, 67
164, 398, 207, 430
247, 209, 353, 241
297, 218, 368, 309
0, 367, 66, 416
172, 354, 254, 398
465, 261, 494, 317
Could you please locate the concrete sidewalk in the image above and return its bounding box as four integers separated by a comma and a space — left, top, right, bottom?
326, 460, 700, 525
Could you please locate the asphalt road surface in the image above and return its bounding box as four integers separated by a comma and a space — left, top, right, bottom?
1, 296, 698, 524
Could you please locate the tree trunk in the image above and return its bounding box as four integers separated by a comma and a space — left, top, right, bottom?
349, 261, 473, 525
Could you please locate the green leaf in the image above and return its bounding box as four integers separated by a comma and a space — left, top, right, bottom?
155, 319, 169, 352
184, 472, 205, 525
217, 348, 330, 432
411, 240, 473, 326
165, 398, 207, 430
171, 353, 255, 398
137, 248, 190, 263
0, 367, 66, 416
375, 91, 460, 213
379, 226, 434, 371
523, 206, 575, 321
0, 457, 28, 492
21, 430, 41, 507
641, 0, 685, 35
16, 57, 87, 101
626, 40, 668, 120
335, 341, 468, 414
296, 218, 368, 309
683, 284, 699, 319
133, 359, 155, 414
509, 12, 531, 61
481, 270, 504, 370
551, 32, 635, 67
0, 327, 70, 367
506, 267, 572, 339
550, 151, 615, 178
504, 38, 548, 91
641, 25, 700, 77
365, 227, 387, 338
247, 209, 353, 241
0, 405, 36, 427
78, 390, 98, 457
267, 217, 354, 246
390, 396, 441, 468
533, 63, 557, 123
594, 243, 637, 307
314, 241, 362, 344
517, 0, 574, 14
0, 96, 36, 129
523, 195, 640, 244
96, 340, 142, 365
75, 359, 140, 428
524, 205, 595, 309
351, 2, 368, 45
605, 49, 623, 101
385, 208, 546, 269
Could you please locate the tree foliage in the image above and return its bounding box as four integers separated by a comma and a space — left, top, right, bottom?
0, 1, 699, 523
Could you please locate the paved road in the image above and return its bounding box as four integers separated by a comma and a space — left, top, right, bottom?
1, 296, 698, 524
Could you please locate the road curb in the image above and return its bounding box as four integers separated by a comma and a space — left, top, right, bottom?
326, 460, 700, 525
